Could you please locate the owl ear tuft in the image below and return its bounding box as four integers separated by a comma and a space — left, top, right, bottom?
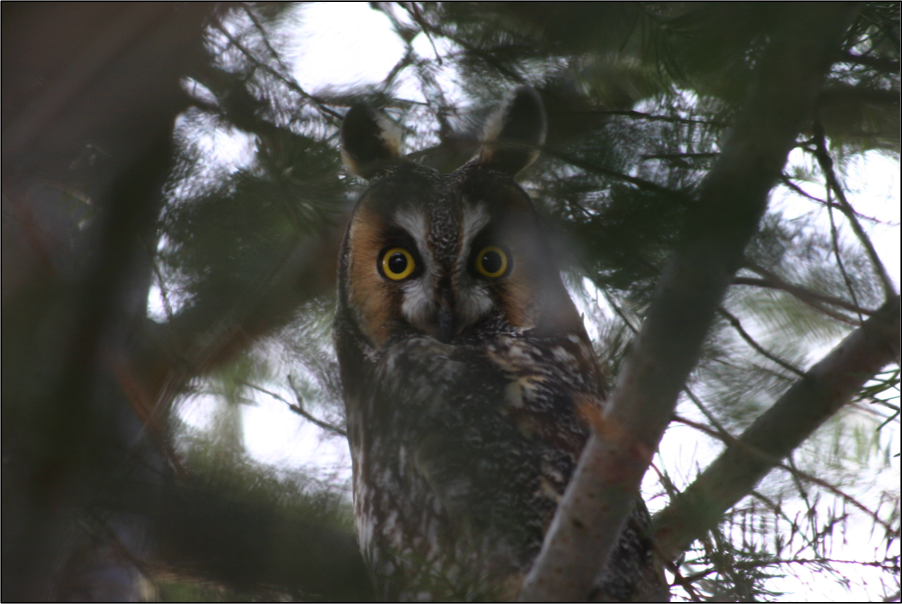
478, 86, 547, 175
341, 104, 402, 179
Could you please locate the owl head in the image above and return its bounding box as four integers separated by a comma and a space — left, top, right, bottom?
336, 88, 584, 352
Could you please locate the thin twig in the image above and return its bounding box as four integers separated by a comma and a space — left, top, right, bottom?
544, 147, 688, 200
837, 50, 901, 72
738, 262, 873, 317
141, 238, 176, 324
741, 261, 865, 323
683, 387, 732, 443
241, 379, 347, 437
683, 554, 899, 582
780, 173, 827, 203
380, 48, 415, 95
404, 3, 443, 65
749, 489, 820, 553
428, 23, 529, 84
828, 199, 866, 324
671, 415, 894, 533
577, 109, 728, 128
718, 308, 806, 377
810, 120, 897, 301
678, 389, 834, 558
242, 5, 293, 75
732, 277, 859, 325
211, 18, 343, 122
665, 559, 705, 602
784, 453, 823, 557
640, 152, 719, 162
780, 174, 895, 225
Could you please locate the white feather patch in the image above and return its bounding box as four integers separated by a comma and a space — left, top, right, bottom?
455, 202, 494, 326
393, 208, 439, 330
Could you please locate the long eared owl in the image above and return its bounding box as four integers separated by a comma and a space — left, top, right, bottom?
334, 88, 666, 601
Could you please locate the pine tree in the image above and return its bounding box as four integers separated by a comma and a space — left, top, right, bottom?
3, 3, 898, 600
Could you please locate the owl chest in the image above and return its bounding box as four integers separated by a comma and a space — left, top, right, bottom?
350, 432, 473, 598
343, 336, 598, 599
349, 412, 538, 601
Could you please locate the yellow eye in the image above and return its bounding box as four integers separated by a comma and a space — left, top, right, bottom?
381, 247, 415, 280
475, 246, 509, 278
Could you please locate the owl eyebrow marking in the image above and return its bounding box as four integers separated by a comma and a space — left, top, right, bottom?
392, 207, 429, 249
459, 201, 491, 269
390, 207, 435, 272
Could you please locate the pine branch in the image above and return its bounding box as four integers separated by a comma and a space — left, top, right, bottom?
209, 17, 343, 122
580, 109, 728, 128
781, 174, 900, 227
544, 147, 686, 200
836, 50, 901, 72
718, 307, 806, 377
129, 221, 346, 421
733, 276, 860, 325
240, 380, 347, 437
737, 260, 872, 318
827, 197, 866, 323
519, 6, 860, 600
810, 120, 898, 301
670, 413, 896, 534
654, 294, 901, 562
2, 5, 217, 598
153, 468, 373, 600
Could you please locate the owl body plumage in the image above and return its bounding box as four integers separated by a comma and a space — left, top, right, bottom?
334, 90, 664, 601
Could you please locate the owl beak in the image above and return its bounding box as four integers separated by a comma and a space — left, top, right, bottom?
437, 306, 456, 343
435, 287, 457, 343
